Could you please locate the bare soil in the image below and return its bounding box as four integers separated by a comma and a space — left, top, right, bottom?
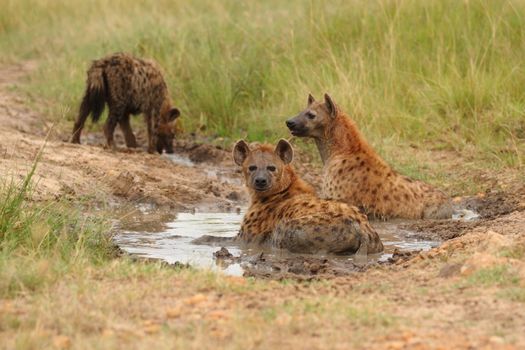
1, 62, 525, 349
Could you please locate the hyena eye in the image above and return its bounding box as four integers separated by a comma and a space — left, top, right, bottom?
267, 166, 276, 172
248, 165, 257, 172
306, 112, 316, 120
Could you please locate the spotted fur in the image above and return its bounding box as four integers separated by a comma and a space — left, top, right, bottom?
286, 93, 452, 220
234, 139, 383, 254
71, 53, 180, 154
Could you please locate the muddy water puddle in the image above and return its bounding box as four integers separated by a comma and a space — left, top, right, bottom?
115, 211, 245, 275
114, 209, 440, 277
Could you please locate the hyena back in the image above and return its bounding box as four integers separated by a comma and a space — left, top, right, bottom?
71, 53, 180, 154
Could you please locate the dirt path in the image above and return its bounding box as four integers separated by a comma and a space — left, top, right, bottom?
1, 62, 525, 349
0, 63, 247, 211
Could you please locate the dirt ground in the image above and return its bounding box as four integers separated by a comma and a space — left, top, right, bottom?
1, 62, 525, 349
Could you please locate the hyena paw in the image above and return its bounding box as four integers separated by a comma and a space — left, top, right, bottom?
103, 144, 118, 152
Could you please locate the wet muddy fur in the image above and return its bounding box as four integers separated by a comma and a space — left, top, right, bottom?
71, 53, 180, 154
233, 139, 383, 255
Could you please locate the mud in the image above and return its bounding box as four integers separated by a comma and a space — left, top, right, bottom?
241, 252, 367, 280
175, 141, 230, 165
463, 187, 525, 219
403, 188, 525, 241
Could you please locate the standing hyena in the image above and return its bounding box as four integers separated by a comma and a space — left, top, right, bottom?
286, 93, 452, 220
70, 53, 181, 154
234, 139, 383, 255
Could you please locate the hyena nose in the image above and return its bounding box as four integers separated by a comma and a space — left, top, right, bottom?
286, 119, 296, 129
254, 178, 268, 187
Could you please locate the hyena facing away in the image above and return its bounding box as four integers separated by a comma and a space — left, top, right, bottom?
71, 53, 180, 154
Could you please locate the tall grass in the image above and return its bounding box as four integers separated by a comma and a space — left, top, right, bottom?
0, 157, 113, 297
0, 0, 523, 167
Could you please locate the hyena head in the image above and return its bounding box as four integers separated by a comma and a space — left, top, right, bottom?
157, 101, 181, 154
286, 93, 338, 139
233, 139, 294, 195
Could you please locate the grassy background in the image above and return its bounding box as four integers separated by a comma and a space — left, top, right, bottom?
0, 0, 524, 168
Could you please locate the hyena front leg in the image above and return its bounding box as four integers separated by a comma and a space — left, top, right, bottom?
145, 113, 158, 154
119, 114, 138, 148
104, 110, 121, 151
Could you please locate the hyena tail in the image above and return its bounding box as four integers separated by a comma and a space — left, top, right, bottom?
70, 65, 106, 144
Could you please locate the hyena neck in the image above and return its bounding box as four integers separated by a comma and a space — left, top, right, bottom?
318, 113, 386, 167
314, 138, 331, 165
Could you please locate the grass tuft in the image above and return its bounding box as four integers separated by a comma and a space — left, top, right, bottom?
0, 156, 114, 297
466, 265, 520, 287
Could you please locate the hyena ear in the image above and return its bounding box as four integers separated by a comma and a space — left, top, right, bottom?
233, 140, 250, 166
275, 139, 294, 165
168, 108, 180, 122
307, 93, 316, 106
324, 93, 337, 118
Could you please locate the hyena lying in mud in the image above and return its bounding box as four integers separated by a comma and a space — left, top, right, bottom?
71, 53, 181, 154
233, 139, 383, 255
286, 94, 452, 220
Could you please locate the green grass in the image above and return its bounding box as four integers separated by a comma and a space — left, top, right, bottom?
0, 156, 115, 297
499, 287, 525, 303
466, 265, 520, 287
499, 245, 525, 260
0, 0, 524, 169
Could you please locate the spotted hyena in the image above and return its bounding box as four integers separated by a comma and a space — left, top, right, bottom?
71, 53, 180, 154
233, 139, 383, 254
286, 93, 452, 220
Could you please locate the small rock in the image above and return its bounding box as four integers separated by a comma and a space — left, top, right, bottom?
52, 335, 71, 349
166, 307, 182, 319
214, 247, 233, 259
275, 313, 292, 326
111, 170, 135, 196
489, 336, 505, 345
438, 263, 463, 278
143, 324, 161, 334
207, 310, 229, 320
102, 329, 115, 337
226, 191, 241, 201
385, 340, 405, 350
184, 294, 208, 306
